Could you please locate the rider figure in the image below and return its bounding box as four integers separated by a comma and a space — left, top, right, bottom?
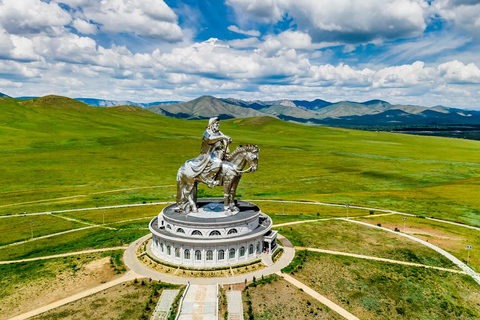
200, 117, 231, 188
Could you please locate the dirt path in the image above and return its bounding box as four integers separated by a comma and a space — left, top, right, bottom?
0, 201, 172, 219
273, 212, 394, 228
8, 270, 140, 320
0, 246, 128, 265
296, 247, 465, 274
344, 219, 480, 285
0, 185, 174, 209
277, 272, 359, 320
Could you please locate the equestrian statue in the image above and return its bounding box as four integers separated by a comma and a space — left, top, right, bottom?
176, 117, 259, 214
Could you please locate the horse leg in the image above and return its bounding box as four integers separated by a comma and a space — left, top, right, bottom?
223, 180, 231, 212
187, 181, 198, 213
230, 177, 240, 212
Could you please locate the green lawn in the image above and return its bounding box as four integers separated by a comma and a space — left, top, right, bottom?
290, 251, 480, 319
358, 214, 480, 271
0, 222, 150, 261
275, 219, 457, 269
1, 96, 480, 227
0, 215, 86, 246
58, 205, 165, 224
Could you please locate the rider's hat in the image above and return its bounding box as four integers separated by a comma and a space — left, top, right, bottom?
208, 117, 219, 127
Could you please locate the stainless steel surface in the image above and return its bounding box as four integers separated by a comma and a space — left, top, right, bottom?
176, 117, 259, 213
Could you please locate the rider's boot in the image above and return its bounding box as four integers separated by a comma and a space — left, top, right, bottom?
206, 170, 220, 188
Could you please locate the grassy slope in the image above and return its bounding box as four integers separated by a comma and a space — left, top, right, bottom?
292, 251, 480, 319
1, 96, 480, 226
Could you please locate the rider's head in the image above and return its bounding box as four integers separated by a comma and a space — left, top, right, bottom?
207, 117, 220, 132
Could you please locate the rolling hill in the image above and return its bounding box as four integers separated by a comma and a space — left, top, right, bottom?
1, 94, 480, 227
147, 95, 480, 127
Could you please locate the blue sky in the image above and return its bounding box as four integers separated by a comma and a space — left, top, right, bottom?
1, 0, 480, 108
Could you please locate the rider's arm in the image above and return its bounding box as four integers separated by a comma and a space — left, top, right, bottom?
208, 131, 231, 144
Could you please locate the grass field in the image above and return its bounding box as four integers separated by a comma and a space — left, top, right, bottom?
32, 281, 181, 320
1, 96, 480, 227
290, 251, 480, 319
0, 222, 149, 261
358, 214, 480, 271
275, 219, 457, 269
0, 214, 86, 246
242, 275, 340, 319
57, 205, 165, 224
0, 251, 125, 319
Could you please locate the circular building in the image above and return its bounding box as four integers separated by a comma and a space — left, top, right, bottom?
149, 198, 278, 268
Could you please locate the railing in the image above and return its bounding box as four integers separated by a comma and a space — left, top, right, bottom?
174, 282, 190, 320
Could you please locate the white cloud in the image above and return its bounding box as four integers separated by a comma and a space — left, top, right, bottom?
227, 0, 427, 43
432, 0, 480, 36
438, 60, 480, 84
72, 19, 98, 35
62, 0, 183, 42
0, 0, 71, 34
227, 25, 261, 37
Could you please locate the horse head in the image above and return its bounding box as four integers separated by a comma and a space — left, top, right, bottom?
244, 145, 259, 172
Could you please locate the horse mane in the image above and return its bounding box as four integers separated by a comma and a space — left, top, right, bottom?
229, 144, 259, 160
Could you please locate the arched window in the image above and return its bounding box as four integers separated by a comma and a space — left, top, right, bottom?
191, 230, 202, 236
227, 229, 238, 235
218, 250, 225, 260
175, 248, 180, 258
249, 244, 254, 255
166, 224, 172, 230
167, 246, 171, 255
206, 250, 213, 260
160, 243, 164, 252
184, 249, 190, 260
240, 246, 245, 257
209, 230, 221, 236
195, 250, 202, 260
177, 228, 185, 234
229, 248, 235, 259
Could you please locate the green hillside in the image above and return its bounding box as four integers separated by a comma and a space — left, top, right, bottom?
1, 96, 480, 225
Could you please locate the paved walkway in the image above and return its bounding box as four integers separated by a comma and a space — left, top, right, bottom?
150, 289, 180, 320
0, 246, 128, 265
9, 270, 140, 320
344, 219, 480, 285
297, 247, 465, 274
277, 272, 359, 320
123, 234, 295, 285
177, 284, 217, 320
227, 290, 244, 320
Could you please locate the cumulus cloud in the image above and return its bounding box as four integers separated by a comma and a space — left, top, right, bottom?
227, 0, 427, 43
72, 19, 98, 35
227, 25, 261, 37
0, 0, 71, 34
61, 0, 183, 42
432, 0, 480, 37
438, 60, 480, 84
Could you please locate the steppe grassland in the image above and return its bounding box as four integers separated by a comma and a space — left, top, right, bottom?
32, 281, 182, 320
0, 221, 149, 261
359, 214, 480, 271
0, 251, 124, 320
0, 214, 85, 245
1, 96, 480, 227
241, 275, 340, 319
275, 219, 457, 269
288, 251, 480, 320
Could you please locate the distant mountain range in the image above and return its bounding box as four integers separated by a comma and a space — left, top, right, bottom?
146, 95, 480, 127
2, 91, 480, 127
10, 95, 179, 108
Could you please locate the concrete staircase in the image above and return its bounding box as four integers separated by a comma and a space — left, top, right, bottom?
227, 290, 244, 320
260, 253, 273, 267
177, 284, 217, 320
150, 289, 180, 320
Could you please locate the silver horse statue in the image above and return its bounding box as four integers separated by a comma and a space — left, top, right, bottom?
176, 144, 259, 214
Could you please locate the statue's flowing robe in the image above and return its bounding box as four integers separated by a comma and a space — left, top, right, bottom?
181, 129, 224, 179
